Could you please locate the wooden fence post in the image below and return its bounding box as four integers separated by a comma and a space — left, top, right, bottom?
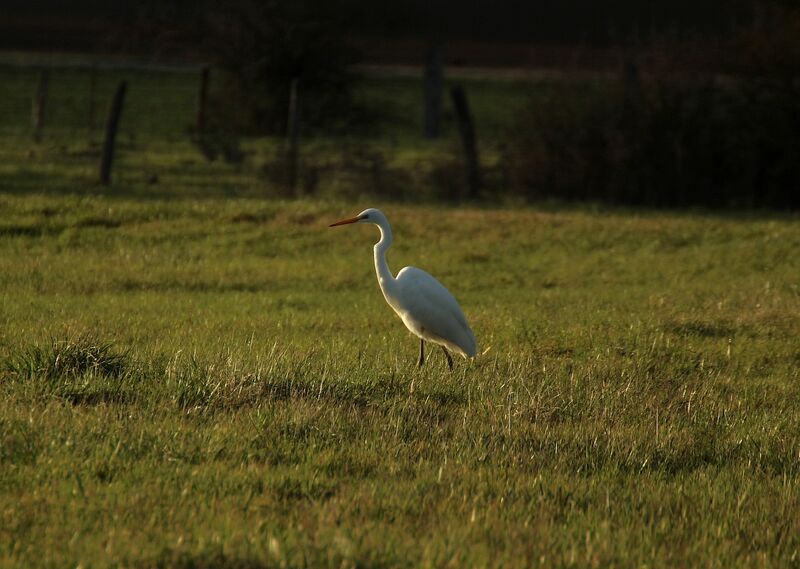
99, 81, 128, 186
423, 42, 444, 139
450, 85, 482, 200
88, 64, 97, 140
286, 77, 301, 196
196, 66, 210, 135
32, 70, 49, 143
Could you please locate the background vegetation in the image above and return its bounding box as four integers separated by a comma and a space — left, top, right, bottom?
3, 55, 800, 208
4, 1, 800, 208
507, 72, 800, 208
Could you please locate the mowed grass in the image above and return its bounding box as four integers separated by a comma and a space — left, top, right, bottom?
1, 193, 799, 567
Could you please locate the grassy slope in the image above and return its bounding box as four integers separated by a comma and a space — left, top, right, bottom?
1, 64, 800, 567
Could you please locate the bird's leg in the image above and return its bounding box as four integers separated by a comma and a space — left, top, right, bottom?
441, 347, 454, 371
418, 339, 425, 367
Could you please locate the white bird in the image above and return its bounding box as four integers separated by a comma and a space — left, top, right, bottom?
330, 208, 477, 369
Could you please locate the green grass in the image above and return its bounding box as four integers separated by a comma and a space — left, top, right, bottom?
1, 62, 800, 567
1, 194, 799, 567
0, 63, 571, 200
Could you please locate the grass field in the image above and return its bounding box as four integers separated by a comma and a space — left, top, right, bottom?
1, 62, 800, 567
0, 61, 573, 201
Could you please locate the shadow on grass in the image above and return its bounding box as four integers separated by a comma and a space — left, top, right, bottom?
115, 279, 268, 294
61, 389, 134, 406
664, 319, 736, 338
0, 224, 51, 237
259, 375, 467, 410
0, 161, 258, 201
136, 550, 272, 569
0, 166, 94, 196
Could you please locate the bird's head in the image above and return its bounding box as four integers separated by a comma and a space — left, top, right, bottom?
329, 208, 386, 228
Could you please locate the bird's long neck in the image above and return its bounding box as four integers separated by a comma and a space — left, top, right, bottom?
374, 220, 399, 301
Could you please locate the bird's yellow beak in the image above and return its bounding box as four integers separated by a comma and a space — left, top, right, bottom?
329, 216, 360, 227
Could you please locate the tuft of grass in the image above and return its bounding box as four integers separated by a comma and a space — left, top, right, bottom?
3, 336, 134, 404
5, 335, 129, 382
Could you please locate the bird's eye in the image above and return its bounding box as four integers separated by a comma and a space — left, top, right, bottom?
362, 214, 369, 219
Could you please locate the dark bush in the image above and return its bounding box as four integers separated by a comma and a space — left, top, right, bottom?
506, 73, 800, 209
507, 3, 800, 210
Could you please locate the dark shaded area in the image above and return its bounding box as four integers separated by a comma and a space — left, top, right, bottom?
347, 0, 755, 44
664, 320, 737, 338
3, 0, 757, 51
61, 389, 133, 406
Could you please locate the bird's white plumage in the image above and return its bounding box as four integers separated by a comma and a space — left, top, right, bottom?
394, 266, 477, 357
330, 207, 477, 362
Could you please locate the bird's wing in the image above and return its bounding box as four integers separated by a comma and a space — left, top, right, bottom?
396, 267, 477, 357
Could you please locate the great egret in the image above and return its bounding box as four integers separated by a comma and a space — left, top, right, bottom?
330, 208, 477, 369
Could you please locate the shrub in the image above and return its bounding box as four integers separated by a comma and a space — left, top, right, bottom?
505, 72, 800, 209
